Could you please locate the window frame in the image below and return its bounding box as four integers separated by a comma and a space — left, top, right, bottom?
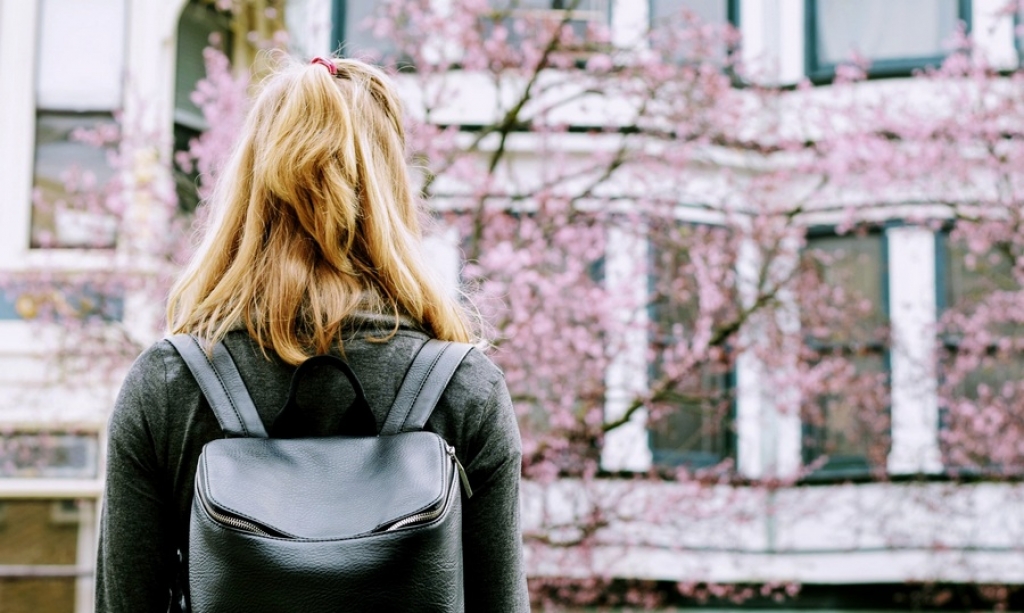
648, 0, 740, 29
804, 0, 973, 83
331, 0, 397, 60
933, 228, 1024, 475
799, 226, 892, 480
645, 221, 737, 470
173, 0, 235, 215
647, 0, 741, 69
29, 0, 127, 251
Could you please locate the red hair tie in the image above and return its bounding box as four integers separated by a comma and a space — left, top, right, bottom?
311, 57, 337, 76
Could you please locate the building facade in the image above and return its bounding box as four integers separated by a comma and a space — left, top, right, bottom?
0, 0, 1022, 611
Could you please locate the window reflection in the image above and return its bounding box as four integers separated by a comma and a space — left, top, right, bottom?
808, 0, 965, 80
648, 223, 735, 468
30, 112, 118, 249
801, 232, 891, 475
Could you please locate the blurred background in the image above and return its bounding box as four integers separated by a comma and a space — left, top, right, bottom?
2, 0, 1024, 611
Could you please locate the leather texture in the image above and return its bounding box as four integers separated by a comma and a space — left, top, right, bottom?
189, 474, 463, 613
167, 335, 472, 613
382, 341, 475, 434
196, 434, 450, 538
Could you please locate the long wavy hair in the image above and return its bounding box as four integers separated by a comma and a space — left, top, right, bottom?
168, 55, 474, 364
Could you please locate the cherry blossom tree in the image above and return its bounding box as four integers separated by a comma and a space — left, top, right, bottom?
8, 0, 1024, 609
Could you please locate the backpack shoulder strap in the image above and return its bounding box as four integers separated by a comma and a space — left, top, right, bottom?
166, 334, 269, 439
380, 340, 474, 435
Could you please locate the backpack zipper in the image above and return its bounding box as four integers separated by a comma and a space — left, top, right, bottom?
445, 443, 473, 499
382, 444, 471, 532
199, 442, 469, 537
197, 477, 275, 537
384, 466, 459, 532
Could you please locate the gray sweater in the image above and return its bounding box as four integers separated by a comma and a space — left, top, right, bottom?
96, 319, 530, 612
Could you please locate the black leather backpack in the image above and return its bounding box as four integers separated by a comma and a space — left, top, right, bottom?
167, 335, 474, 613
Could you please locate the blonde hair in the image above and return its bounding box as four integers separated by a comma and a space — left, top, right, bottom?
168, 55, 474, 364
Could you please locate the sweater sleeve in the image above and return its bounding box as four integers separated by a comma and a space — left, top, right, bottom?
461, 377, 531, 612
95, 345, 178, 613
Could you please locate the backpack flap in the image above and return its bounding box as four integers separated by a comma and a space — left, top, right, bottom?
195, 431, 454, 539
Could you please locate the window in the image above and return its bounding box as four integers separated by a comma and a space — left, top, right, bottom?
649, 0, 739, 65
936, 231, 1024, 473
800, 231, 891, 476
490, 0, 610, 19
30, 0, 126, 248
0, 433, 99, 479
1016, 5, 1024, 68
649, 0, 738, 28
486, 0, 611, 57
332, 0, 397, 62
174, 1, 233, 213
806, 0, 971, 81
647, 224, 735, 468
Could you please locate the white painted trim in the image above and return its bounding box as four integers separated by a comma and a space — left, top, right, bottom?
610, 0, 646, 50
528, 546, 1024, 583
523, 479, 1024, 583
769, 240, 803, 479
74, 500, 96, 613
0, 479, 103, 498
286, 0, 333, 57
733, 236, 761, 478
973, 0, 1018, 71
0, 0, 40, 263
738, 0, 768, 80
777, 0, 805, 84
119, 0, 187, 256
601, 222, 652, 472
123, 0, 187, 142
773, 399, 803, 478
886, 226, 942, 475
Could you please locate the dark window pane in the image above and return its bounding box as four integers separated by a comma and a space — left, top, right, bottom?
175, 1, 232, 131
649, 0, 733, 66
648, 224, 734, 467
801, 233, 890, 476
334, 0, 398, 61
810, 0, 962, 77
31, 113, 117, 249
490, 0, 609, 16
804, 233, 887, 342
648, 364, 731, 467
938, 232, 1024, 472
650, 0, 728, 26
483, 0, 611, 55
0, 280, 125, 323
942, 234, 1018, 314
939, 232, 1024, 344
174, 1, 234, 213
0, 434, 99, 478
957, 354, 1024, 400
804, 352, 889, 472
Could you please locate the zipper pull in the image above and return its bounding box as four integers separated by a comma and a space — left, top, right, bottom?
446, 444, 473, 499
